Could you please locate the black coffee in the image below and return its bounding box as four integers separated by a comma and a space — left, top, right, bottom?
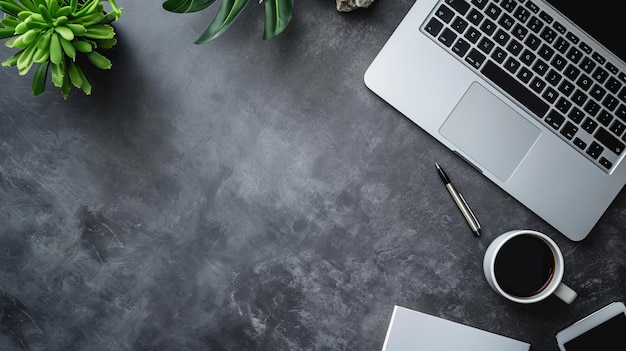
494, 235, 555, 297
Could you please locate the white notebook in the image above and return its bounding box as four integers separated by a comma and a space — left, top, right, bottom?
382, 306, 530, 351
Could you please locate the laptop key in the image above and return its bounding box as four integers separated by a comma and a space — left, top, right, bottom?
602, 95, 619, 111
592, 52, 606, 65
493, 29, 510, 46
597, 110, 613, 127
584, 100, 600, 117
558, 80, 575, 97
504, 57, 521, 74
520, 49, 536, 66
525, 1, 540, 14
524, 34, 541, 50
542, 87, 559, 104
499, 13, 515, 30
452, 38, 470, 57
477, 37, 495, 54
582, 118, 598, 134
551, 54, 567, 71
579, 42, 592, 54
471, 0, 487, 9
572, 90, 588, 107
554, 37, 570, 54
491, 47, 507, 64
553, 21, 566, 34
517, 67, 533, 83
610, 120, 626, 137
467, 8, 484, 25
511, 24, 529, 41
555, 97, 572, 113
592, 67, 609, 84
435, 4, 455, 23
605, 77, 622, 94
438, 28, 457, 47
506, 39, 523, 56
545, 110, 565, 130
569, 107, 585, 124
594, 128, 624, 155
579, 57, 596, 74
485, 4, 502, 20
527, 16, 543, 33
594, 128, 624, 154
445, 0, 470, 15
564, 64, 581, 80
576, 74, 593, 91
532, 59, 549, 76
599, 157, 612, 170
537, 44, 554, 61
607, 62, 620, 76
586, 141, 603, 159
565, 32, 579, 44
501, 0, 516, 13
530, 77, 546, 94
425, 18, 444, 37
540, 27, 557, 44
481, 60, 550, 118
480, 19, 497, 36
465, 49, 486, 69
514, 7, 531, 23
451, 17, 469, 34
546, 69, 562, 86
590, 84, 606, 101
539, 10, 553, 24
560, 121, 578, 140
573, 137, 587, 150
566, 47, 583, 64
464, 27, 481, 43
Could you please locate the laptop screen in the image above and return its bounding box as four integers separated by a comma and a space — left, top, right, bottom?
546, 0, 626, 63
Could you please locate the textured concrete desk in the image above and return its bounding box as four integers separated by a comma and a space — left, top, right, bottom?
1, 1, 625, 350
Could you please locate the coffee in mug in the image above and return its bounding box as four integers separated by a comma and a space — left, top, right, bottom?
483, 230, 577, 304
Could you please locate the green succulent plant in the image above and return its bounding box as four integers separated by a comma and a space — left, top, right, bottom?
163, 0, 294, 44
0, 0, 122, 98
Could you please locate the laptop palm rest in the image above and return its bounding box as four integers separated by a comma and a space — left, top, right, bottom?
439, 82, 541, 182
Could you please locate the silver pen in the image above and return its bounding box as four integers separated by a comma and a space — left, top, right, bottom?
436, 163, 481, 237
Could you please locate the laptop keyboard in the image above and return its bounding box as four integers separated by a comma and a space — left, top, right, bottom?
421, 0, 626, 172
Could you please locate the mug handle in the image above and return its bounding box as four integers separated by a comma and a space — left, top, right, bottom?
554, 283, 577, 304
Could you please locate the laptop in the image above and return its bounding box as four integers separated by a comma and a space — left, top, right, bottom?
382, 305, 530, 350
365, 0, 626, 241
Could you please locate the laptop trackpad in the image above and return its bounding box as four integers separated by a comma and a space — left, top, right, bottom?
439, 82, 541, 182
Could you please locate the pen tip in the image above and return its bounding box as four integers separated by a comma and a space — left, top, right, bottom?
435, 162, 440, 168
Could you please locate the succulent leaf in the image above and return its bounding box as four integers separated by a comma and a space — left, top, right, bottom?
0, 0, 122, 97
31, 61, 48, 95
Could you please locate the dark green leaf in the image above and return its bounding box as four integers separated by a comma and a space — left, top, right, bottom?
163, 0, 216, 13
61, 68, 71, 99
31, 62, 48, 96
195, 0, 248, 43
0, 1, 26, 15
0, 27, 15, 39
18, 0, 38, 12
263, 0, 293, 40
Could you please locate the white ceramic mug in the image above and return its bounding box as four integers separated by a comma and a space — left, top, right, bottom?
483, 230, 577, 304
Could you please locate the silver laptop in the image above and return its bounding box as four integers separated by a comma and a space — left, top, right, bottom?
365, 0, 626, 241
